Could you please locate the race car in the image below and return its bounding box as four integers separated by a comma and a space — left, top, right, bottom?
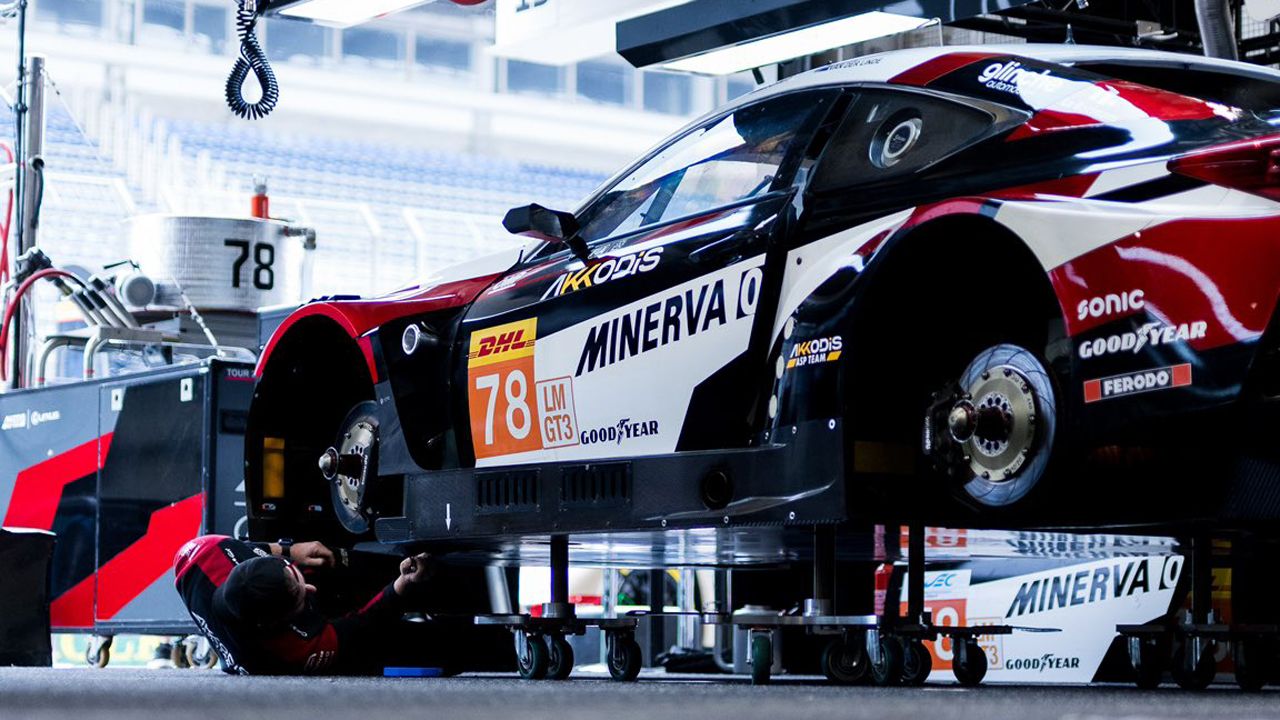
246, 44, 1280, 552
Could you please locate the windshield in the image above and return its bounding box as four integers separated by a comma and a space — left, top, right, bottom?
576, 93, 833, 243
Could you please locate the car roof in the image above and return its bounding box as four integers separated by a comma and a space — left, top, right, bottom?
747, 44, 1280, 104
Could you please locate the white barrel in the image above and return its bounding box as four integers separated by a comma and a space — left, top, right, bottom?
127, 215, 312, 312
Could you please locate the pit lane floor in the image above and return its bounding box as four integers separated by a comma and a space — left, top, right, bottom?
3, 669, 1279, 720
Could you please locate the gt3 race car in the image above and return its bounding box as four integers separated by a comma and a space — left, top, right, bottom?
247, 45, 1280, 552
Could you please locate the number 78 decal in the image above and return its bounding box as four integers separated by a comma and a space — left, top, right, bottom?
467, 318, 579, 461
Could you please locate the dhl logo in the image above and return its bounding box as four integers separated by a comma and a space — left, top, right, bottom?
469, 318, 537, 368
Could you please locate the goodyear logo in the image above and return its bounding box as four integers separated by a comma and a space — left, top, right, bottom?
787, 336, 842, 370
468, 318, 537, 368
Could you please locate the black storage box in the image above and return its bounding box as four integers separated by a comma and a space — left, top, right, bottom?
0, 528, 54, 666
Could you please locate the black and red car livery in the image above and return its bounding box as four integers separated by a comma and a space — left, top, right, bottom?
245, 45, 1280, 555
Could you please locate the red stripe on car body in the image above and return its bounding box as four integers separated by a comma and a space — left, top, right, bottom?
890, 52, 998, 87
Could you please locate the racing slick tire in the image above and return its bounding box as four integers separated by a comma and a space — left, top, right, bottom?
928, 344, 1058, 509
952, 639, 988, 687
821, 636, 870, 685
900, 639, 933, 686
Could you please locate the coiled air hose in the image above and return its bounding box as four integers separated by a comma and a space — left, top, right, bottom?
225, 0, 279, 120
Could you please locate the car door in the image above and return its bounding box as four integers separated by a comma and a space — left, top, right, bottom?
459, 89, 840, 468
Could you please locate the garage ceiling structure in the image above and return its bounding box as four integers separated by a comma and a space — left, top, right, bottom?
618, 0, 1280, 72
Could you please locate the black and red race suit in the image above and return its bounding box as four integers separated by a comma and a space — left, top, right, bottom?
173, 535, 404, 675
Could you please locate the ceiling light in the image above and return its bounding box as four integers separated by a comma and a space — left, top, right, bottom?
660, 11, 931, 75
273, 0, 436, 28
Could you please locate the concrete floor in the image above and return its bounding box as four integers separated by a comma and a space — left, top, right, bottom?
2, 669, 1278, 720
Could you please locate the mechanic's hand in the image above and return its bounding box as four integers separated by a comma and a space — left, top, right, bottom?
394, 553, 434, 596
289, 541, 336, 569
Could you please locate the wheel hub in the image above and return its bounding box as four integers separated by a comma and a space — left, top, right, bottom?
951, 366, 1037, 484
324, 404, 379, 534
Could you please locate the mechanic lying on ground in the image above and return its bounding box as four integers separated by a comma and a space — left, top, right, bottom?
174, 535, 433, 675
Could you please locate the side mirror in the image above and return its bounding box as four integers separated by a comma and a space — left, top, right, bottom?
502, 204, 589, 260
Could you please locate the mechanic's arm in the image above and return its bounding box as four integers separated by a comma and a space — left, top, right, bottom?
259, 554, 431, 675
268, 541, 336, 569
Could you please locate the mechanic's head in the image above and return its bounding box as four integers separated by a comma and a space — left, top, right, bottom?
214, 555, 314, 627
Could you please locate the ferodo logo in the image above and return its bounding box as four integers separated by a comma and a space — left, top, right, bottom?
542, 247, 662, 300
1076, 290, 1144, 321
1078, 321, 1207, 359
787, 336, 842, 369
1083, 363, 1191, 403
469, 318, 536, 369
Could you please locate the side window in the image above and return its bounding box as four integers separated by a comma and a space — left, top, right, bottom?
577, 92, 835, 243
809, 89, 995, 193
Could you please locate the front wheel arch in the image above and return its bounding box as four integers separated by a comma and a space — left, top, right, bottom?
245, 315, 377, 546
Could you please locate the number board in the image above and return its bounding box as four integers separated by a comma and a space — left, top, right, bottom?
467, 318, 580, 462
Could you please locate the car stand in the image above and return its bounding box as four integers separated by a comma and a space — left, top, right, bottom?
1119, 534, 1279, 691
475, 535, 647, 681
727, 525, 1035, 686
475, 526, 1042, 686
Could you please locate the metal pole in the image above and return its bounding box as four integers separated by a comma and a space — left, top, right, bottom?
12, 53, 45, 386
7, 1, 26, 387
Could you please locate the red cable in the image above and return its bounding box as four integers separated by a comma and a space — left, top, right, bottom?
0, 268, 80, 383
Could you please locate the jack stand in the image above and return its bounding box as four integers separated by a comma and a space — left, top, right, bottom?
542, 534, 575, 621
1119, 533, 1280, 691
805, 526, 835, 618
477, 534, 643, 682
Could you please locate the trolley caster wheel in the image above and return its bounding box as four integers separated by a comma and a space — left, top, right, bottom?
184, 635, 219, 670
1128, 635, 1168, 689
952, 639, 988, 687
901, 639, 933, 686
1232, 638, 1272, 692
1171, 639, 1216, 691
515, 631, 549, 680
750, 633, 773, 686
869, 633, 903, 687
85, 635, 113, 669
606, 632, 642, 682
821, 636, 869, 685
545, 635, 574, 681
170, 638, 191, 669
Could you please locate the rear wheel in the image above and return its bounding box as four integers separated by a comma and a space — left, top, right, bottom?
924, 344, 1058, 509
